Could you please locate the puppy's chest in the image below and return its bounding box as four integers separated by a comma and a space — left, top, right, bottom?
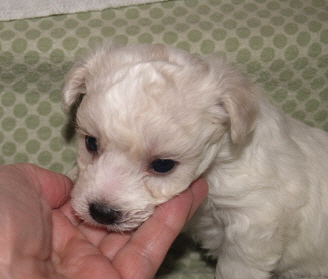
205, 168, 260, 206
202, 195, 247, 226
199, 169, 274, 226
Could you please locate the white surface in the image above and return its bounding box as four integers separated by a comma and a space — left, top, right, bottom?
0, 0, 166, 21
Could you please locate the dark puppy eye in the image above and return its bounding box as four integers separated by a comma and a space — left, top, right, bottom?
151, 159, 177, 174
85, 136, 98, 153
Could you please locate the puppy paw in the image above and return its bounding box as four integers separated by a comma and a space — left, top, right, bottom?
215, 258, 273, 279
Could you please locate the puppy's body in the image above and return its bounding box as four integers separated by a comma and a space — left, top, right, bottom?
63, 44, 328, 278
189, 99, 328, 278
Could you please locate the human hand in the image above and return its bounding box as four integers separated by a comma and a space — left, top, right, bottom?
0, 163, 208, 279
0, 163, 72, 278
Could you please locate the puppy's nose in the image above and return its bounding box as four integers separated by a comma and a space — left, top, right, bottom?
89, 203, 121, 225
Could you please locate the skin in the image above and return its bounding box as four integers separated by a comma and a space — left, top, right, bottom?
0, 163, 208, 279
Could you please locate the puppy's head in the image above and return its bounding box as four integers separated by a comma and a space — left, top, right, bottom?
62, 44, 258, 231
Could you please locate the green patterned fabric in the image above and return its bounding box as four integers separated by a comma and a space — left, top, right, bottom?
0, 0, 327, 278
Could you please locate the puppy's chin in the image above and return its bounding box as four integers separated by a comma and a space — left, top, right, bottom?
86, 216, 151, 233
102, 209, 154, 232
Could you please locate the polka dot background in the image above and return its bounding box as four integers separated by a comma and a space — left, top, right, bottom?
0, 0, 327, 277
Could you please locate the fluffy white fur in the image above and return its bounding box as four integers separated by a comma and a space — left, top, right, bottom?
62, 43, 328, 278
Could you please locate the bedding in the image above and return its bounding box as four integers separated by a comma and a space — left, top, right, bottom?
0, 0, 327, 278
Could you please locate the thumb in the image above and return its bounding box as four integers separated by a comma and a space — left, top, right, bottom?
16, 163, 73, 209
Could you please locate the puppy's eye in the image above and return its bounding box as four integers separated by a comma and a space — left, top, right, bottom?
85, 136, 98, 153
151, 159, 177, 174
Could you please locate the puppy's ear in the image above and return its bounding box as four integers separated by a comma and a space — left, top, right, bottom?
219, 79, 259, 144
208, 59, 259, 144
62, 61, 88, 111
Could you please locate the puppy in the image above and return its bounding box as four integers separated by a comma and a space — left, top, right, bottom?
62, 43, 328, 278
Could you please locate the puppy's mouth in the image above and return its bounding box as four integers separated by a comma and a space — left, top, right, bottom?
85, 202, 153, 232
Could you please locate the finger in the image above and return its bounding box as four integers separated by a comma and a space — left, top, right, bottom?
58, 200, 81, 225
52, 210, 121, 279
21, 164, 73, 208
52, 210, 82, 257
186, 178, 209, 220
112, 178, 208, 279
77, 222, 109, 246
99, 232, 131, 261
58, 200, 111, 246
146, 177, 208, 234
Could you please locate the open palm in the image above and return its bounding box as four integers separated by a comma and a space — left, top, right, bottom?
0, 164, 207, 279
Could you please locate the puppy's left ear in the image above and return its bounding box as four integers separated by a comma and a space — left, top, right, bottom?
218, 78, 259, 144
62, 61, 88, 111
208, 59, 259, 144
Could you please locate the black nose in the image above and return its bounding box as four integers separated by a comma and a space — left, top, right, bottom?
89, 203, 121, 225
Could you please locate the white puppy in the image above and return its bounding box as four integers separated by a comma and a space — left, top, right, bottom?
62, 43, 328, 279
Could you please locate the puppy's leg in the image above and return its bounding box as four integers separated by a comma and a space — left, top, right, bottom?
215, 227, 282, 279
216, 249, 275, 279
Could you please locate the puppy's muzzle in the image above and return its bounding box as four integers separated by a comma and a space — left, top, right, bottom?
89, 202, 121, 225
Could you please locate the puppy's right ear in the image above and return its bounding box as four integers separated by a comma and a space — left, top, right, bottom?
62, 61, 88, 111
